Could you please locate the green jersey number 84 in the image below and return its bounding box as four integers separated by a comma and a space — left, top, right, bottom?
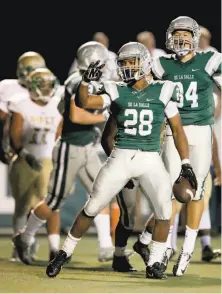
124, 109, 153, 136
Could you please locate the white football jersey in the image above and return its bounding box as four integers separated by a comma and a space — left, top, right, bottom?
9, 97, 62, 160
0, 79, 29, 113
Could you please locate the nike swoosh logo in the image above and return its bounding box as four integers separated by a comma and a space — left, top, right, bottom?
146, 99, 154, 102
192, 69, 200, 71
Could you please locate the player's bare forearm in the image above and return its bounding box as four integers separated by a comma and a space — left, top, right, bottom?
101, 114, 117, 156
168, 114, 189, 161
9, 112, 24, 153
78, 82, 104, 109
69, 100, 105, 125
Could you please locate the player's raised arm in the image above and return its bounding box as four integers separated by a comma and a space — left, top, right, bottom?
101, 112, 117, 156
69, 98, 106, 124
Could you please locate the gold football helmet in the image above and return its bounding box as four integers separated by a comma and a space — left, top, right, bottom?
16, 51, 46, 86
27, 68, 59, 103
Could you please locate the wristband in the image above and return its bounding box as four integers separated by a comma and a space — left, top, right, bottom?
181, 159, 190, 165
81, 81, 89, 86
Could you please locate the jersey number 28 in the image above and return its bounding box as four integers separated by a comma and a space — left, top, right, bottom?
124, 109, 153, 136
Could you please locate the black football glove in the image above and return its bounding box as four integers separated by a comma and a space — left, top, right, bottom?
19, 148, 42, 171
82, 60, 105, 83
176, 163, 198, 190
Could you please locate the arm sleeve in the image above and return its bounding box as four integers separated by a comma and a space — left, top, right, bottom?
164, 101, 179, 119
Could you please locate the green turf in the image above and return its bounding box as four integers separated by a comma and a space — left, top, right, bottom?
0, 235, 221, 293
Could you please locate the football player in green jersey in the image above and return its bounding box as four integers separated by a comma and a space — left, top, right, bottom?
46, 42, 197, 280
137, 16, 221, 276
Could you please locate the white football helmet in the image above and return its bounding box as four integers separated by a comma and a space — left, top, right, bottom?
166, 16, 200, 56
116, 42, 152, 83
77, 41, 109, 71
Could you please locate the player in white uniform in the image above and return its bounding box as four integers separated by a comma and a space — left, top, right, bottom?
0, 52, 47, 164
9, 68, 63, 259
0, 52, 48, 260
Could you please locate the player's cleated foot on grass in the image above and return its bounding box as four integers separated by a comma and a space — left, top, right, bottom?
98, 247, 115, 262
202, 245, 221, 262
112, 255, 137, 272
173, 249, 192, 276
46, 250, 71, 278
146, 262, 168, 279
12, 234, 33, 265
133, 239, 150, 265
49, 250, 58, 262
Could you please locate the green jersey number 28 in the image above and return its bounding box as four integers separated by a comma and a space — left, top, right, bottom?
124, 109, 153, 136
176, 81, 198, 108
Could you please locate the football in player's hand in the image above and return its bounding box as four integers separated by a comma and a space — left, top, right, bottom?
173, 177, 196, 203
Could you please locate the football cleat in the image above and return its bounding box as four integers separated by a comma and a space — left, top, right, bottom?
112, 255, 137, 272
98, 247, 114, 262
146, 262, 168, 279
133, 239, 150, 265
49, 251, 59, 262
202, 245, 221, 262
12, 234, 33, 265
173, 249, 192, 276
46, 250, 71, 278
49, 250, 72, 263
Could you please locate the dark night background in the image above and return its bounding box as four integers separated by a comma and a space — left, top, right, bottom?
0, 0, 221, 83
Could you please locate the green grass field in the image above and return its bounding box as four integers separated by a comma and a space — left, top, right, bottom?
0, 235, 221, 293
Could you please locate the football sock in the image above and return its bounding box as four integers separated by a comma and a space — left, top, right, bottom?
114, 246, 126, 257
200, 235, 211, 248
94, 214, 113, 248
62, 232, 81, 257
166, 225, 173, 248
115, 222, 132, 247
172, 212, 179, 251
147, 240, 166, 266
48, 234, 60, 252
139, 230, 152, 245
21, 211, 46, 245
182, 225, 198, 254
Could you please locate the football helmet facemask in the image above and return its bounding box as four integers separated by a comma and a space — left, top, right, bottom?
166, 16, 200, 56
17, 51, 46, 86
116, 42, 152, 83
27, 68, 59, 103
